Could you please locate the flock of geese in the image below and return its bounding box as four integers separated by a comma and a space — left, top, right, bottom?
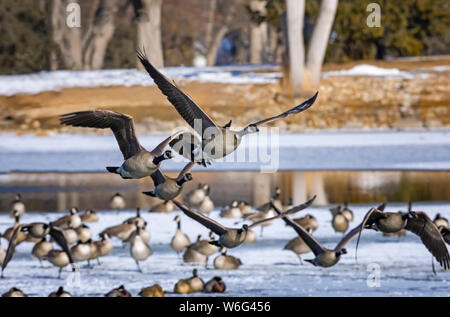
1, 51, 449, 296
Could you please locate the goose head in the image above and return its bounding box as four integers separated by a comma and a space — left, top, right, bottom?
336, 248, 347, 257
177, 173, 193, 186
241, 124, 259, 135
238, 224, 249, 234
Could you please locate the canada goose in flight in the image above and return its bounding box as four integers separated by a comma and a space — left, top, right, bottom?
60, 110, 176, 179
105, 285, 132, 297
434, 213, 449, 228
10, 193, 26, 218
173, 196, 315, 249
214, 247, 242, 270
139, 284, 165, 297
360, 208, 450, 270
110, 193, 126, 210
2, 287, 27, 297
203, 276, 226, 293
381, 202, 406, 237
270, 201, 365, 268
186, 268, 205, 292
100, 221, 136, 241
1, 222, 74, 278
171, 215, 191, 254
220, 201, 242, 218
129, 224, 152, 272
48, 286, 72, 297
143, 162, 194, 201
32, 237, 53, 266
52, 207, 82, 229
185, 183, 210, 207
438, 226, 450, 245
137, 50, 318, 165
80, 209, 99, 223
75, 224, 92, 243
292, 214, 319, 232
341, 203, 354, 222
150, 200, 175, 213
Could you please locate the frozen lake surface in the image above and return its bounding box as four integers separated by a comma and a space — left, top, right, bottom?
0, 202, 449, 297
1, 131, 450, 172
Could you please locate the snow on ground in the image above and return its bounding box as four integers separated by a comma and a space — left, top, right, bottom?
0, 202, 449, 297
1, 63, 448, 96
1, 131, 449, 172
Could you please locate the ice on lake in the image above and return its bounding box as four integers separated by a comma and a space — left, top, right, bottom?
0, 202, 449, 297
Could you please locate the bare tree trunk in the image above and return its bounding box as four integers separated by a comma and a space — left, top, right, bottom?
286, 0, 305, 96
82, 0, 119, 70
136, 0, 164, 69
306, 0, 338, 87
250, 0, 268, 64
204, 0, 217, 50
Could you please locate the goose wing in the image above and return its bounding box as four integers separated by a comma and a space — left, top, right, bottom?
49, 225, 74, 264
150, 169, 166, 186
245, 92, 317, 128
151, 131, 184, 157
176, 161, 195, 181
172, 200, 228, 235
405, 212, 450, 270
168, 131, 205, 165
60, 110, 142, 160
335, 222, 366, 252
1, 224, 27, 274
270, 199, 325, 256
249, 196, 316, 228
137, 50, 218, 135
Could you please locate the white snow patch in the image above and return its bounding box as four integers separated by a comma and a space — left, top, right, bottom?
323, 64, 413, 78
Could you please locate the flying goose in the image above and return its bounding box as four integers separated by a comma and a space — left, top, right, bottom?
143, 162, 194, 201
360, 208, 450, 270
80, 209, 99, 223
2, 287, 28, 297
10, 193, 26, 218
110, 192, 126, 210
60, 110, 176, 179
213, 247, 242, 270
136, 50, 318, 165
1, 222, 74, 278
186, 268, 205, 292
48, 286, 72, 297
105, 285, 132, 297
434, 213, 449, 228
170, 215, 191, 254
173, 196, 316, 249
270, 201, 366, 268
32, 237, 53, 266
203, 277, 226, 293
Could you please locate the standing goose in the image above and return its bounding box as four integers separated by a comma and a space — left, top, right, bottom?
10, 193, 26, 218
283, 236, 311, 265
360, 208, 450, 270
213, 247, 242, 270
189, 232, 219, 268
137, 50, 318, 165
80, 209, 99, 223
434, 213, 449, 228
125, 208, 146, 227
329, 206, 349, 234
1, 222, 74, 278
95, 233, 113, 259
46, 249, 71, 278
171, 215, 191, 255
32, 237, 53, 266
186, 268, 205, 292
110, 193, 126, 210
292, 214, 319, 232
60, 110, 176, 179
52, 207, 82, 229
238, 201, 252, 216
70, 240, 92, 264
341, 203, 354, 222
173, 196, 315, 249
63, 225, 79, 245
48, 286, 72, 297
270, 201, 367, 268
150, 200, 175, 213
129, 224, 152, 272
75, 224, 92, 243
143, 162, 194, 201
198, 196, 214, 214
183, 235, 208, 264
100, 221, 136, 242
254, 187, 282, 213
220, 201, 242, 218
185, 183, 209, 207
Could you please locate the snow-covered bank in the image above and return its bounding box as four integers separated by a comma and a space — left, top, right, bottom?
0, 202, 448, 297
0, 131, 449, 172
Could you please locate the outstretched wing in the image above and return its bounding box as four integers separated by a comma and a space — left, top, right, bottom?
49, 225, 74, 264
246, 92, 318, 128
168, 131, 206, 165
1, 225, 26, 274
176, 161, 195, 181
172, 200, 228, 235
405, 212, 450, 270
60, 110, 142, 160
137, 49, 218, 135
270, 199, 325, 256
151, 130, 184, 157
